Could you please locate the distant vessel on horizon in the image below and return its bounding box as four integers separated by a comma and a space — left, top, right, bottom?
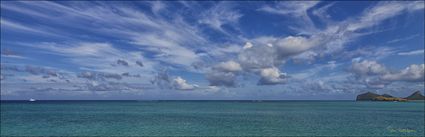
29, 98, 36, 102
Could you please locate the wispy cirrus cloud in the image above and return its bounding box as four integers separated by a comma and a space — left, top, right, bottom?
0, 18, 59, 37
198, 2, 243, 36
28, 42, 156, 75
387, 34, 420, 44
1, 1, 233, 72
397, 49, 424, 56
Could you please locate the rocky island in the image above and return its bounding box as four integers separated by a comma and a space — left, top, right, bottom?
405, 91, 425, 100
356, 91, 425, 101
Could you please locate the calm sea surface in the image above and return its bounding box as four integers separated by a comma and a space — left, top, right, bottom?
1, 101, 424, 136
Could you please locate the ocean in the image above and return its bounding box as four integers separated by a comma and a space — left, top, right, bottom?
1, 100, 424, 136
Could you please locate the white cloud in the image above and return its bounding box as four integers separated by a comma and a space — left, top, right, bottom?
25, 42, 157, 84
40, 42, 121, 57
149, 1, 166, 15
275, 36, 317, 58
350, 60, 388, 77
206, 71, 238, 87
381, 64, 425, 82
258, 1, 424, 66
387, 34, 420, 44
258, 67, 287, 85
243, 42, 253, 49
5, 1, 212, 72
311, 2, 335, 21
198, 2, 242, 35
291, 49, 318, 64
1, 49, 27, 59
172, 76, 198, 90
1, 54, 27, 59
258, 1, 319, 17
0, 18, 57, 36
258, 1, 320, 34
350, 60, 424, 89
347, 1, 424, 32
215, 60, 242, 72
151, 70, 199, 90
238, 43, 277, 70
205, 60, 245, 87
209, 34, 330, 87
397, 50, 424, 56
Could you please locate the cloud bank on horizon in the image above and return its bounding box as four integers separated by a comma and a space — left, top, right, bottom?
1, 1, 424, 100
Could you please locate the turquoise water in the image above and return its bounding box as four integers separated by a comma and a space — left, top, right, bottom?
1, 101, 424, 136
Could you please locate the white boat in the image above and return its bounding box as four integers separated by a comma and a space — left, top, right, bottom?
29, 98, 36, 102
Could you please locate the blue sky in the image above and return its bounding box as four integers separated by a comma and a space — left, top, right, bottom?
1, 1, 424, 100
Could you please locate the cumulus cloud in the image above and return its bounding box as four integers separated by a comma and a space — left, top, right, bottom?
350, 60, 388, 78
214, 60, 242, 72
275, 36, 318, 59
258, 67, 287, 85
208, 38, 310, 87
206, 71, 238, 87
238, 42, 277, 70
350, 60, 390, 88
172, 76, 198, 90
350, 60, 424, 89
206, 60, 243, 87
242, 42, 253, 49
210, 35, 322, 86
238, 27, 310, 66
151, 70, 198, 90
381, 64, 425, 82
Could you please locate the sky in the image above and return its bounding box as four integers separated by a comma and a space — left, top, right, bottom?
0, 1, 424, 100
